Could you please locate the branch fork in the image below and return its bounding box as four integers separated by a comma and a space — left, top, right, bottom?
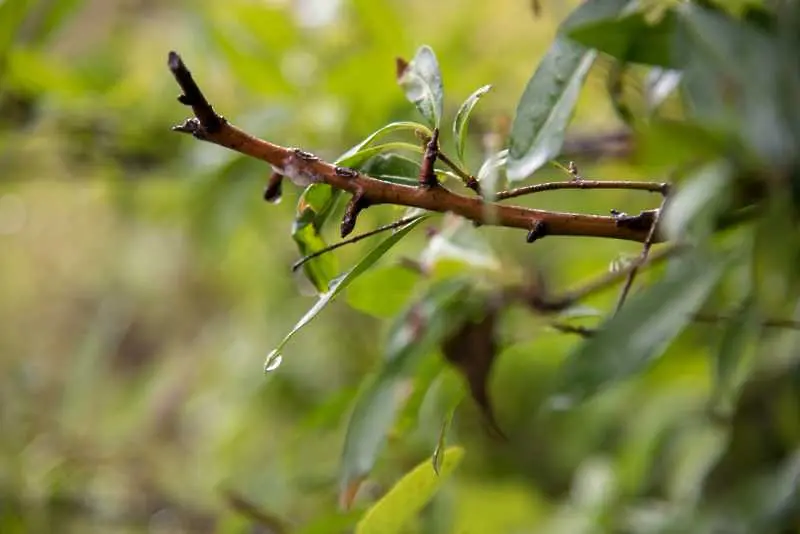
167, 51, 666, 245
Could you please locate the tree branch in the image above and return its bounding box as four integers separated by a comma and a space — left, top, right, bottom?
166, 52, 663, 244
495, 179, 669, 201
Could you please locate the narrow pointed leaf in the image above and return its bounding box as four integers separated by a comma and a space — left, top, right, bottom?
453, 84, 492, 163
268, 216, 428, 368
397, 46, 444, 127
507, 0, 634, 181
556, 252, 728, 402
712, 296, 761, 416
355, 447, 464, 534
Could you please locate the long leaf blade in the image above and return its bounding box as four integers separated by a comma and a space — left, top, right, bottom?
555, 252, 728, 403
267, 216, 429, 369
397, 45, 444, 127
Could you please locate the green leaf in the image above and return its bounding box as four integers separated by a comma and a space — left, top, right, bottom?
645, 67, 682, 112
506, 38, 596, 181
675, 4, 792, 164
0, 0, 34, 62
712, 295, 761, 417
355, 446, 464, 534
453, 84, 492, 164
346, 265, 422, 319
293, 184, 341, 293
397, 45, 444, 127
267, 216, 429, 369
337, 122, 431, 164
507, 0, 635, 181
566, 11, 677, 67
556, 252, 728, 403
292, 121, 427, 292
339, 278, 474, 508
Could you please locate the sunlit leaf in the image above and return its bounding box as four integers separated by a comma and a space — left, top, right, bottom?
397, 45, 444, 127
355, 446, 464, 534
646, 67, 682, 112
555, 251, 728, 403
339, 278, 474, 508
453, 84, 492, 163
268, 216, 429, 368
337, 121, 431, 164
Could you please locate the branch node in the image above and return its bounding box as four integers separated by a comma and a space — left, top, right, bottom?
264, 171, 283, 204
335, 166, 359, 179
419, 128, 440, 188
613, 209, 659, 232
292, 148, 320, 162
341, 191, 370, 238
466, 176, 481, 194
526, 220, 548, 243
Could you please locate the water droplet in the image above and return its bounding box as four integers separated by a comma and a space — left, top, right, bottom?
264, 351, 283, 373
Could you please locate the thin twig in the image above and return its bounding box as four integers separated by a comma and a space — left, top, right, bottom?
166, 51, 661, 244
438, 151, 480, 193
292, 215, 426, 272
614, 196, 668, 313
549, 322, 595, 337
496, 180, 668, 201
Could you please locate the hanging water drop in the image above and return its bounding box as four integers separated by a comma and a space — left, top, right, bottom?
264, 350, 283, 373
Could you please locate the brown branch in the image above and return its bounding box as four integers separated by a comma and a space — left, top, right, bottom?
166, 52, 662, 244
496, 179, 669, 201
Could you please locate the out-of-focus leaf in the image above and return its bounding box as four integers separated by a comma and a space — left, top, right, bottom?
0, 0, 33, 62
712, 295, 761, 417
675, 4, 792, 165
660, 161, 731, 241
506, 39, 595, 181
355, 446, 464, 534
442, 306, 505, 438
506, 0, 634, 180
453, 84, 492, 163
634, 118, 733, 172
339, 278, 474, 508
397, 45, 444, 127
28, 0, 85, 46
566, 11, 676, 67
646, 67, 682, 112
346, 265, 421, 319
556, 252, 728, 403
420, 215, 500, 275
267, 216, 429, 370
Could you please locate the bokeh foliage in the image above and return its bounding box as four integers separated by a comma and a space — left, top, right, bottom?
1, 0, 799, 533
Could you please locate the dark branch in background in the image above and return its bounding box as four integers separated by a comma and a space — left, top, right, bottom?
166, 51, 665, 244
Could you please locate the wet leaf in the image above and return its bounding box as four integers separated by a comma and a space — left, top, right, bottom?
268, 216, 429, 369
397, 45, 444, 127
506, 38, 595, 181
507, 0, 634, 181
556, 251, 728, 403
453, 84, 492, 164
355, 447, 464, 534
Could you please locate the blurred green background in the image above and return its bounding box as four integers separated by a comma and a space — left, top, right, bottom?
3, 1, 789, 533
